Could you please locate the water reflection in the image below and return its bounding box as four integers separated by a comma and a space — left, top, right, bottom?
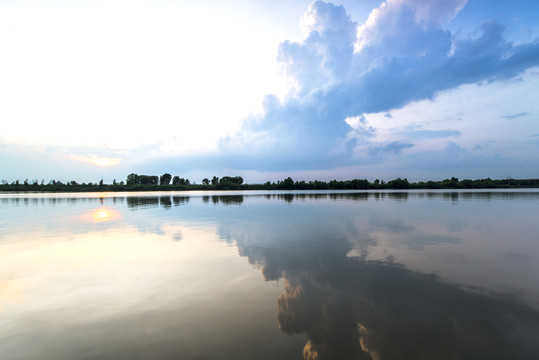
211, 191, 539, 359
210, 195, 244, 205
229, 214, 539, 359
1, 190, 538, 359
126, 196, 159, 209
275, 258, 539, 359
89, 207, 122, 223
2, 190, 539, 209
0, 220, 304, 360
173, 196, 190, 206
125, 195, 191, 209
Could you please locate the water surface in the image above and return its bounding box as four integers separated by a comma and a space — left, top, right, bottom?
1, 190, 539, 359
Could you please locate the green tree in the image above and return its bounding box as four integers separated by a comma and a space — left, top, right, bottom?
220, 176, 243, 185
172, 177, 190, 186
138, 175, 158, 185
202, 178, 210, 186
281, 177, 294, 189
387, 178, 409, 189
160, 173, 172, 186
211, 176, 219, 185
126, 173, 139, 186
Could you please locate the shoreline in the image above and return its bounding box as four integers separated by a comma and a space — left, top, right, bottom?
1, 180, 539, 193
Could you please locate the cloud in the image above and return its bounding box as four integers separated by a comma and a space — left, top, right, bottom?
396, 128, 462, 139
386, 141, 539, 179
355, 0, 466, 54
3, 0, 537, 180
367, 141, 414, 156
216, 0, 539, 172
69, 154, 122, 167
500, 112, 530, 120
0, 142, 131, 182
279, 1, 357, 94
348, 19, 539, 114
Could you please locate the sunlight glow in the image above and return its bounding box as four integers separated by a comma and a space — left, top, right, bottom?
89, 207, 122, 223
0, 0, 288, 153
70, 155, 122, 167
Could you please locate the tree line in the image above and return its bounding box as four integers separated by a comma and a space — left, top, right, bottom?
1, 174, 539, 192
124, 173, 245, 188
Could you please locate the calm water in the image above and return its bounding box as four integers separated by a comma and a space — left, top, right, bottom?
1, 190, 539, 359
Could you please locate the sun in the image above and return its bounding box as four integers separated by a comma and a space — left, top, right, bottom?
70, 154, 122, 167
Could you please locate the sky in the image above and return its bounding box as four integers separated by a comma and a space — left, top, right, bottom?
1, 0, 538, 184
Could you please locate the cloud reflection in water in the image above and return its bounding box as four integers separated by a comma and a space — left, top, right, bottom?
1, 191, 538, 359
214, 191, 539, 359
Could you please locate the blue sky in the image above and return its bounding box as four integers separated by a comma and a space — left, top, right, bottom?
1, 0, 538, 183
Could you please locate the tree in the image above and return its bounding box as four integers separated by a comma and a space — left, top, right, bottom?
139, 175, 158, 185
387, 178, 409, 189
211, 176, 219, 185
460, 179, 473, 188
202, 178, 210, 186
281, 177, 294, 189
172, 177, 190, 186
220, 176, 243, 185
126, 173, 139, 186
160, 173, 172, 186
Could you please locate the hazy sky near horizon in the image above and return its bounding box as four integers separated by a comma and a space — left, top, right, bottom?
1, 0, 538, 183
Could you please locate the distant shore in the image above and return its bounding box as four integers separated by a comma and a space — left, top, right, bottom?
2, 176, 538, 192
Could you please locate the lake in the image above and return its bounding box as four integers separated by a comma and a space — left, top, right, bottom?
1, 190, 538, 359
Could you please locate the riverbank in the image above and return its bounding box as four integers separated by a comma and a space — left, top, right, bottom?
2, 177, 538, 192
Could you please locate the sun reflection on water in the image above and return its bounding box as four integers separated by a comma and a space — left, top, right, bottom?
90, 207, 122, 223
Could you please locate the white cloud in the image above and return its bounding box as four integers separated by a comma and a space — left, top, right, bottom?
2, 0, 539, 181
346, 69, 539, 161
0, 0, 287, 152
